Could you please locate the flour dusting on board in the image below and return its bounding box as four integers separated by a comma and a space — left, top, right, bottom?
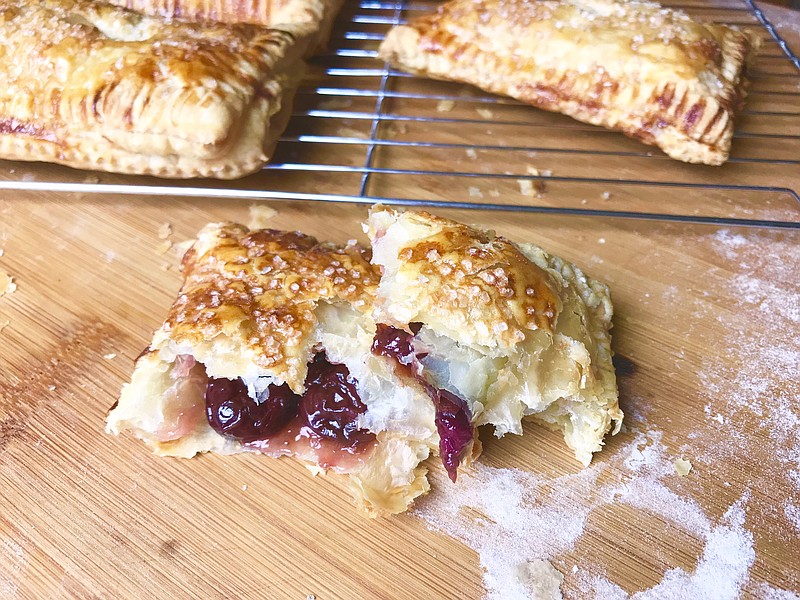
698, 230, 800, 499
414, 228, 799, 599
415, 428, 759, 599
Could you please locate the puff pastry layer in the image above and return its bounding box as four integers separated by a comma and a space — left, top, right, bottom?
107, 207, 622, 516
378, 0, 760, 165
0, 0, 310, 179
368, 206, 622, 466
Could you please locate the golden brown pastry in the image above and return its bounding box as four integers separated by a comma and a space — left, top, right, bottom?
0, 0, 312, 179
107, 207, 622, 516
367, 206, 622, 466
107, 222, 437, 516
378, 0, 760, 165
105, 0, 344, 52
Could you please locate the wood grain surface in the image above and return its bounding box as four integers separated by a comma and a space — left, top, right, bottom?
1, 0, 799, 599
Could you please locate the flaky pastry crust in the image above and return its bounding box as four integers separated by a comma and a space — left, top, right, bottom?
108, 208, 623, 516
368, 206, 623, 465
107, 222, 436, 516
0, 0, 312, 178
105, 0, 345, 52
378, 0, 760, 165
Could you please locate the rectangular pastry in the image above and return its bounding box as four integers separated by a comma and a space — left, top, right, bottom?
107, 207, 622, 516
0, 0, 311, 179
378, 0, 760, 165
105, 0, 345, 52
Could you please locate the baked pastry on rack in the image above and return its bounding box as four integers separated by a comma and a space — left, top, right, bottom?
105, 0, 345, 52
0, 0, 311, 179
107, 207, 622, 516
378, 0, 760, 165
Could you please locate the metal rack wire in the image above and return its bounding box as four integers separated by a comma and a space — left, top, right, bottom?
1, 0, 799, 229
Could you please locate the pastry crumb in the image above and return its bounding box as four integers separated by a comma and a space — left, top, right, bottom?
173, 239, 194, 260
466, 148, 478, 159
488, 188, 501, 198
247, 204, 278, 229
157, 222, 172, 240
160, 263, 172, 271
598, 238, 606, 244
602, 191, 612, 200
518, 178, 546, 198
336, 126, 369, 139
318, 97, 353, 111
0, 248, 4, 257
526, 166, 552, 177
103, 353, 117, 360
156, 239, 173, 255
0, 320, 9, 333
476, 107, 494, 119
242, 484, 248, 491
386, 122, 408, 138
514, 560, 563, 599
468, 186, 483, 199
306, 595, 316, 600
518, 179, 534, 196
0, 271, 16, 296
47, 384, 56, 392
83, 174, 100, 184
674, 458, 692, 476
306, 464, 325, 477
436, 99, 455, 112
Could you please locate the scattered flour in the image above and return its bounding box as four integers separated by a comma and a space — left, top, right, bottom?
698, 230, 800, 502
416, 428, 764, 599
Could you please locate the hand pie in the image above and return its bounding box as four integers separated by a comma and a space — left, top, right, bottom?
107, 208, 622, 516
367, 206, 622, 467
105, 0, 345, 52
0, 0, 310, 179
378, 0, 760, 165
106, 222, 438, 515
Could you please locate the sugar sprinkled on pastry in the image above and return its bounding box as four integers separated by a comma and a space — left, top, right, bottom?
378, 0, 760, 165
104, 0, 345, 53
108, 208, 622, 515
107, 222, 436, 515
0, 0, 313, 179
366, 206, 622, 467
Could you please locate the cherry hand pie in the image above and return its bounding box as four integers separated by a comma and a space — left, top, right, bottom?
105, 0, 345, 52
378, 0, 760, 165
0, 0, 312, 179
107, 207, 622, 515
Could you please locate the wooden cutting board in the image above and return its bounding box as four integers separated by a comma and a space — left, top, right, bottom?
1, 1, 799, 598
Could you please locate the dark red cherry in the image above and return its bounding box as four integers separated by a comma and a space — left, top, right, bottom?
205, 377, 299, 443
435, 389, 473, 482
371, 323, 474, 482
301, 354, 373, 446
371, 323, 420, 377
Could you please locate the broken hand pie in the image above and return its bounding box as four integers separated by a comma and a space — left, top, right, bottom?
0, 0, 311, 179
378, 0, 760, 165
107, 207, 622, 516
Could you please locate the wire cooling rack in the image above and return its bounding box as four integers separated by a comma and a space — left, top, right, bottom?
1, 0, 799, 228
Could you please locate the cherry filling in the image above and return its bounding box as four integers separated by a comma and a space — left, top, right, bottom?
302, 353, 373, 448
372, 324, 473, 482
204, 354, 375, 453
205, 378, 299, 444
